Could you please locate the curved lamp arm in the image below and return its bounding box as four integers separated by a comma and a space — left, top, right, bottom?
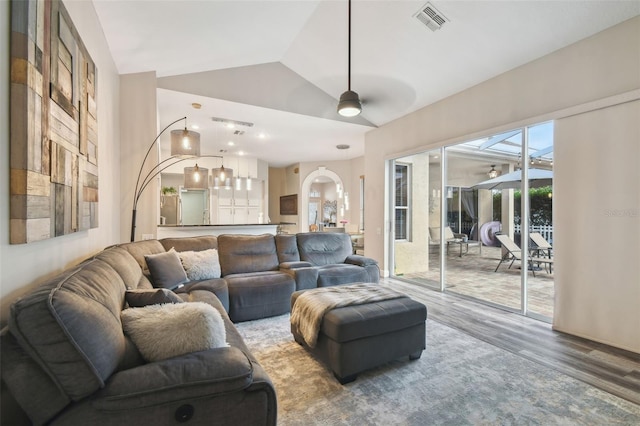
131, 150, 222, 242
133, 117, 186, 207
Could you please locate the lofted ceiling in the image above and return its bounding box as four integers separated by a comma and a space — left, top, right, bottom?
92, 1, 640, 167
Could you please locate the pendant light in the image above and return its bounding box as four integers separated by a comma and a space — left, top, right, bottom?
212, 164, 233, 190
170, 120, 201, 158
337, 0, 362, 117
488, 165, 499, 179
184, 164, 208, 190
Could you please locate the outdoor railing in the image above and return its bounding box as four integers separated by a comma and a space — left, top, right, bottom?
515, 224, 554, 243
448, 222, 554, 244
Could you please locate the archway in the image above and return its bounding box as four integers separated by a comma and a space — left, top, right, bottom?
300, 167, 344, 232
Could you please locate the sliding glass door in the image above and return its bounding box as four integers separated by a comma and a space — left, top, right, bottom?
389, 122, 554, 321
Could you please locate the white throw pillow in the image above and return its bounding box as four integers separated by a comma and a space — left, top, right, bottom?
121, 302, 227, 362
178, 249, 221, 280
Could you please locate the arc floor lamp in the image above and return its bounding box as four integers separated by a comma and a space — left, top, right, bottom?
130, 117, 213, 242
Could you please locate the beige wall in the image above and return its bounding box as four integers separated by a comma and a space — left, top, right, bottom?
0, 1, 121, 325
268, 164, 300, 232
394, 153, 431, 276
365, 17, 640, 352
120, 72, 158, 242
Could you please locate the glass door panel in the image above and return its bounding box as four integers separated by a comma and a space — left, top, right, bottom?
524, 122, 554, 320
444, 133, 523, 311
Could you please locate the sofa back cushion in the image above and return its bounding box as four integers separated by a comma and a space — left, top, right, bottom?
9, 259, 129, 402
94, 246, 150, 290
159, 235, 218, 252
217, 234, 279, 276
117, 239, 166, 276
275, 234, 300, 263
297, 232, 353, 266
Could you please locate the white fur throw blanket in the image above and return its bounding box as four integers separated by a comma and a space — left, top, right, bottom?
290, 284, 405, 348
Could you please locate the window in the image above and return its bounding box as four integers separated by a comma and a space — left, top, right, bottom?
395, 163, 411, 240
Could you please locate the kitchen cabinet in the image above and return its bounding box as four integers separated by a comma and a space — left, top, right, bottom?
213, 182, 263, 224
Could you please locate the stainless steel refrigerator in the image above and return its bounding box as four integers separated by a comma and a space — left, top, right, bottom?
160, 195, 179, 225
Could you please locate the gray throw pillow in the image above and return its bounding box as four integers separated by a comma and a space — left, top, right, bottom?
125, 288, 184, 307
144, 248, 189, 290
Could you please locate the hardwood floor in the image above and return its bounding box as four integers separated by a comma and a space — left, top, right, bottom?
382, 278, 640, 406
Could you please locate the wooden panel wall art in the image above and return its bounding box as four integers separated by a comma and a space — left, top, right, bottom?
10, 0, 99, 244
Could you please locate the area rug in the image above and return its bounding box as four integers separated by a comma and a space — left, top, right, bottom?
236, 314, 640, 425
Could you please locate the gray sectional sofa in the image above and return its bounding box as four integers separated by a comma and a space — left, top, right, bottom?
1, 232, 379, 425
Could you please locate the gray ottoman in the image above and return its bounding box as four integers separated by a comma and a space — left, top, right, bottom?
291, 288, 427, 384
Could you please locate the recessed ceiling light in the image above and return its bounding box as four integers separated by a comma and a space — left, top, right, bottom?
227, 141, 235, 146
336, 144, 350, 150
238, 151, 245, 156
191, 103, 201, 109
258, 132, 266, 139
191, 124, 199, 130
226, 123, 235, 129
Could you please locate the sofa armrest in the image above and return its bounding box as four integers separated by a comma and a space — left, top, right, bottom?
279, 261, 313, 269
281, 266, 319, 291
344, 255, 378, 267
92, 347, 253, 410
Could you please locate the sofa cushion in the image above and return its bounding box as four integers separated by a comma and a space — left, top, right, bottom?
125, 288, 184, 307
122, 302, 228, 362
178, 248, 221, 280
275, 234, 300, 263
316, 264, 370, 287
159, 235, 218, 252
0, 329, 71, 425
297, 232, 353, 266
225, 271, 296, 322
117, 239, 166, 274
217, 234, 279, 276
144, 249, 189, 290
9, 259, 129, 401
176, 279, 230, 313
94, 246, 151, 290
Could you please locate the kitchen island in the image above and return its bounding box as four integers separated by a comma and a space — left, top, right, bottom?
157, 224, 279, 239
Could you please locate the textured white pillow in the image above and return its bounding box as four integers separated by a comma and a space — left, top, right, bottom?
121, 302, 227, 362
178, 249, 221, 280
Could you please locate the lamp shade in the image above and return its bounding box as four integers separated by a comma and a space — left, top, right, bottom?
337, 90, 362, 117
212, 166, 233, 190
171, 129, 201, 157
184, 165, 208, 189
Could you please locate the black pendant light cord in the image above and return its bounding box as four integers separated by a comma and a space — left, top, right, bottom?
348, 0, 352, 91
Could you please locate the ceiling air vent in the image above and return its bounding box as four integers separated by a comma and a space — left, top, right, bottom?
414, 2, 448, 32
211, 116, 254, 127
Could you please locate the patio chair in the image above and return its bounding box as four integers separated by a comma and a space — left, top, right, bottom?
529, 232, 553, 272
429, 226, 465, 244
494, 234, 553, 277
530, 232, 552, 257
430, 227, 478, 257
